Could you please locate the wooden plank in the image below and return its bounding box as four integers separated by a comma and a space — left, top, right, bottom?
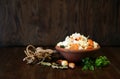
0, 47, 120, 79
0, 0, 119, 46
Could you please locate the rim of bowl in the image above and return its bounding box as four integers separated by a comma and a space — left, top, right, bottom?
55, 45, 100, 53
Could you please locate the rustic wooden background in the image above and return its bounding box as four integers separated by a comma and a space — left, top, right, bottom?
0, 0, 120, 47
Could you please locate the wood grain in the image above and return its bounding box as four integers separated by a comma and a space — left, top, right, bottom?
0, 47, 120, 79
0, 0, 119, 46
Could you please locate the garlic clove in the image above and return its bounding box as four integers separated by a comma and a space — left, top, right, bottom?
68, 63, 75, 69
61, 60, 68, 66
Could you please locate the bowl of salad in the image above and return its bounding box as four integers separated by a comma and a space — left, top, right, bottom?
55, 33, 100, 62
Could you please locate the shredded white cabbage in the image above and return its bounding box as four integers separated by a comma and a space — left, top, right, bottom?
57, 33, 99, 50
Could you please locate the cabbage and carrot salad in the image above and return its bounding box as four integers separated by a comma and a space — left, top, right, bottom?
57, 33, 99, 50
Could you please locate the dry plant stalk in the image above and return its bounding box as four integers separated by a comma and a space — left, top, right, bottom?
23, 45, 54, 64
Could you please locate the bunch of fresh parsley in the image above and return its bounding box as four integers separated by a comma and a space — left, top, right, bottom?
82, 56, 110, 71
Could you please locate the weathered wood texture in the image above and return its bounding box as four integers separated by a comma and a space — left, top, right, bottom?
0, 47, 120, 79
0, 0, 120, 46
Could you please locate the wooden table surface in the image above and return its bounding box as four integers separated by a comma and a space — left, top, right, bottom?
0, 47, 120, 79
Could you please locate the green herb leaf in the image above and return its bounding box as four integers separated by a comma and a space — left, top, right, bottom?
60, 45, 65, 48
82, 57, 94, 71
81, 56, 110, 71
95, 56, 110, 68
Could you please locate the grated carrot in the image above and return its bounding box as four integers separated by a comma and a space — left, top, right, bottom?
88, 39, 93, 46
70, 44, 79, 50
87, 45, 93, 49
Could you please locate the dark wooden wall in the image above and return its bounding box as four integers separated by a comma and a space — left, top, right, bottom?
0, 0, 120, 47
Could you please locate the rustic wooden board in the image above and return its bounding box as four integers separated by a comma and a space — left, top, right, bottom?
0, 47, 120, 79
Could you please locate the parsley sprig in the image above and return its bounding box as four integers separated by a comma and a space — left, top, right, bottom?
82, 56, 110, 71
